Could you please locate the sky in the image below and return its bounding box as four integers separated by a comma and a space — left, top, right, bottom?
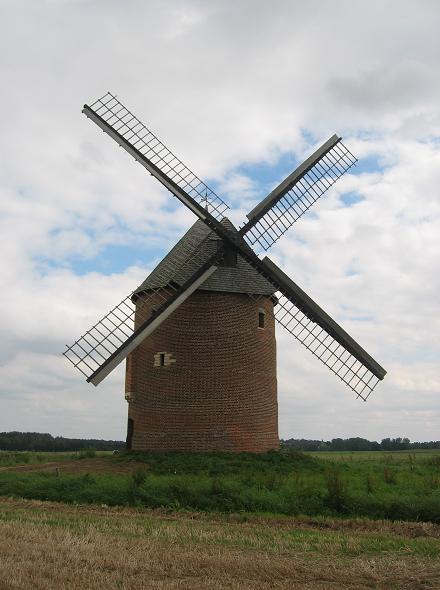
0, 0, 439, 443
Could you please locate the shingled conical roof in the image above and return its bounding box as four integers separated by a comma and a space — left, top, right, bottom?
134, 218, 276, 296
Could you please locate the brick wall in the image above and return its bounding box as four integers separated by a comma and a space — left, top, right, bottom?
125, 290, 278, 453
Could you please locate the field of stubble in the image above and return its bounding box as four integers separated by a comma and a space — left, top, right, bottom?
1, 497, 440, 590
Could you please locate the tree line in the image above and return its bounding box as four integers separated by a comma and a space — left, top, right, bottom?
1, 432, 439, 453
282, 437, 440, 451
0, 432, 125, 452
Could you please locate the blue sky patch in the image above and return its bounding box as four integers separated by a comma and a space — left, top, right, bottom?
352, 153, 387, 175
67, 243, 161, 275
340, 192, 365, 207
210, 151, 300, 208
350, 315, 374, 322
36, 242, 165, 277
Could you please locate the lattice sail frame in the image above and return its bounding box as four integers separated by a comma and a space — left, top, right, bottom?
242, 141, 357, 251
272, 293, 379, 400
87, 92, 229, 220
63, 233, 217, 381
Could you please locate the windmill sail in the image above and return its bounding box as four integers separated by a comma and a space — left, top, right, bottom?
259, 258, 386, 400
83, 92, 229, 220
240, 136, 357, 251
275, 293, 381, 400
64, 236, 221, 385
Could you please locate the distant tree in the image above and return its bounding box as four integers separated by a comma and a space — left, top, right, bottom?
0, 432, 125, 452
318, 441, 330, 450
282, 437, 439, 452
345, 438, 372, 451
411, 441, 440, 450
330, 438, 345, 451
380, 437, 411, 451
380, 438, 392, 450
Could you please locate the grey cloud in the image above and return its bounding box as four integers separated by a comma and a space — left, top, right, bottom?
328, 61, 439, 113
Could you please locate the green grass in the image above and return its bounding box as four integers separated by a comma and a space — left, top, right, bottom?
0, 450, 439, 522
307, 449, 440, 463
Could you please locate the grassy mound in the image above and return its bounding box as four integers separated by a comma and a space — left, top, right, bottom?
0, 450, 439, 522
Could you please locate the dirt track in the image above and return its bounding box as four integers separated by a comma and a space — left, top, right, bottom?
0, 458, 146, 475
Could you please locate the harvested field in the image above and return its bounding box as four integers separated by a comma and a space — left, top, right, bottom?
0, 497, 439, 589
0, 457, 145, 476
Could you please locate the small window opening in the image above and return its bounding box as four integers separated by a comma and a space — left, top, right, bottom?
258, 310, 265, 329
219, 242, 238, 267
159, 353, 165, 366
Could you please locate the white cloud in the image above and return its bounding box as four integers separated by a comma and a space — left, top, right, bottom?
0, 0, 439, 441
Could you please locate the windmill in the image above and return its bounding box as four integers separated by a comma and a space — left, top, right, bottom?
64, 92, 386, 452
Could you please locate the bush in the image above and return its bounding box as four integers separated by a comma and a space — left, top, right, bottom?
383, 467, 397, 485
324, 467, 347, 512
78, 448, 96, 459
132, 468, 148, 487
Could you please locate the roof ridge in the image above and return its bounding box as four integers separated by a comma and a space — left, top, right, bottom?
133, 218, 276, 296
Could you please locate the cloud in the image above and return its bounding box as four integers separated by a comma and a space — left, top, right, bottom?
0, 0, 439, 441
328, 60, 440, 115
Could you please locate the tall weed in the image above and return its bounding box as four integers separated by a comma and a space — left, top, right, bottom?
324, 467, 347, 512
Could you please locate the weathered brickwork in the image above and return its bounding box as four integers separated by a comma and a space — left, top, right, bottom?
125, 290, 278, 453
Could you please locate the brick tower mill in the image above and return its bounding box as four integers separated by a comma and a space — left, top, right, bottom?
124, 219, 279, 452
64, 92, 387, 453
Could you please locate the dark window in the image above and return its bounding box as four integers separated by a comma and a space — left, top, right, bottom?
258, 311, 265, 329
220, 243, 238, 267
159, 353, 165, 366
